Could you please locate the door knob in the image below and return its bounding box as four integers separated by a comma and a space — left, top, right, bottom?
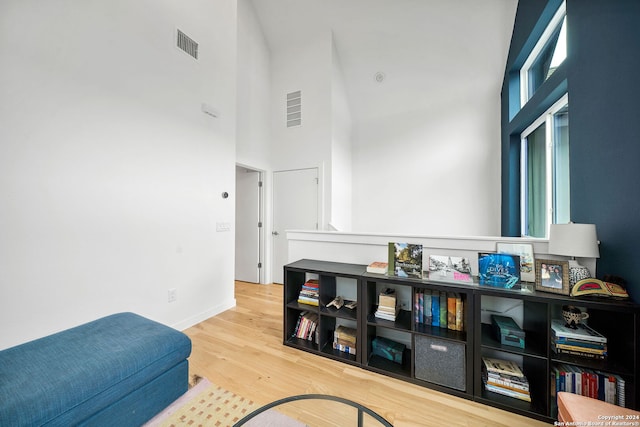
272, 231, 279, 236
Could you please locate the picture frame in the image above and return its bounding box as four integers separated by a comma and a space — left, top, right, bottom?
478, 253, 521, 290
534, 259, 570, 295
496, 242, 535, 283
428, 255, 472, 283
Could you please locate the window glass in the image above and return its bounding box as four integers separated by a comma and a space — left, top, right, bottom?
553, 105, 570, 224
521, 96, 569, 238
523, 123, 547, 238
520, 3, 566, 107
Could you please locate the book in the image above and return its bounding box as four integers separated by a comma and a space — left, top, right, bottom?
378, 288, 397, 309
424, 291, 432, 325
553, 342, 607, 355
431, 291, 440, 327
388, 242, 423, 279
482, 357, 525, 378
552, 347, 606, 360
439, 292, 447, 328
367, 261, 388, 274
447, 293, 456, 330
455, 294, 464, 332
551, 319, 607, 343
484, 383, 532, 402
334, 325, 357, 355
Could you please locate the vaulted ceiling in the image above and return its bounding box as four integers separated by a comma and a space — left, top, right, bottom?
250, 0, 518, 125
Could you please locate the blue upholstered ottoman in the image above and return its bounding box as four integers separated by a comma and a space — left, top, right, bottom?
0, 312, 191, 426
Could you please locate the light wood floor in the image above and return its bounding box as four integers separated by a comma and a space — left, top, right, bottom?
184, 281, 548, 426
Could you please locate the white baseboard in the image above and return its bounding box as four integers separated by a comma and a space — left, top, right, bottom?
171, 298, 236, 331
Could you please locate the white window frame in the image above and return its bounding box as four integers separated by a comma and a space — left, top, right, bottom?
520, 1, 566, 107
520, 93, 569, 237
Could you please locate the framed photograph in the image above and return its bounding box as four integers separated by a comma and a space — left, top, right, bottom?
496, 242, 535, 282
534, 259, 570, 295
478, 253, 521, 290
428, 255, 472, 283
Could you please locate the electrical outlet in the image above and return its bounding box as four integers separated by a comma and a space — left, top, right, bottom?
168, 288, 177, 303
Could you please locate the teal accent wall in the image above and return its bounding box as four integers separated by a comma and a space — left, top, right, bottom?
501, 0, 640, 301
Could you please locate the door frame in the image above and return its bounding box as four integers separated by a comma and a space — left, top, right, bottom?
235, 163, 265, 284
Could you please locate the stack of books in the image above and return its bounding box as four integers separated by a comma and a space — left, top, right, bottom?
551, 319, 607, 360
482, 357, 531, 402
333, 325, 357, 355
297, 279, 319, 306
293, 311, 318, 342
552, 364, 624, 406
375, 288, 399, 321
414, 289, 464, 331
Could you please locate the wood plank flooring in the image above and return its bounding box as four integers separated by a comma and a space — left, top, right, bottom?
184, 281, 548, 426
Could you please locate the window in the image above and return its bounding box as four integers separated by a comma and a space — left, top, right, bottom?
520, 2, 567, 107
521, 94, 569, 238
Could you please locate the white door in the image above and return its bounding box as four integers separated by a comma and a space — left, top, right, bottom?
235, 166, 262, 283
272, 168, 318, 284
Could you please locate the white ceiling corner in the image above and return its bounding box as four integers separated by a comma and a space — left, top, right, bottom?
249, 0, 518, 124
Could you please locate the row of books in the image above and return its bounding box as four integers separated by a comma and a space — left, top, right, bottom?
551, 319, 607, 360
333, 325, 357, 355
297, 279, 319, 306
293, 311, 318, 343
414, 289, 464, 331
552, 364, 625, 407
482, 357, 531, 402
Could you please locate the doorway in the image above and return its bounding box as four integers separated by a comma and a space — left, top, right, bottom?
272, 168, 319, 284
235, 165, 264, 283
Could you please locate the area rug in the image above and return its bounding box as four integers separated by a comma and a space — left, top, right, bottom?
144, 377, 306, 427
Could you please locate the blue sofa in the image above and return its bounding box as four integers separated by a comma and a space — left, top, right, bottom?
0, 312, 192, 426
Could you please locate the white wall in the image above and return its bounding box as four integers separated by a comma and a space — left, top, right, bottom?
236, 0, 271, 172
270, 33, 333, 228
236, 0, 272, 283
351, 90, 503, 236
348, 4, 515, 237
330, 37, 353, 232
0, 0, 238, 349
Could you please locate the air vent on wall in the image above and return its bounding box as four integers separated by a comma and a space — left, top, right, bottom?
286, 90, 302, 127
176, 29, 198, 60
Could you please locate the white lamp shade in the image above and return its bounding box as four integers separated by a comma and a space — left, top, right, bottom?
548, 223, 600, 258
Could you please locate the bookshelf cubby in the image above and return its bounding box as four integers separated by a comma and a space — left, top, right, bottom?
284, 259, 640, 423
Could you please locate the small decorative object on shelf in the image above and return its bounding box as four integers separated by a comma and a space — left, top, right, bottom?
372, 336, 405, 364
491, 314, 525, 348
478, 253, 521, 289
482, 357, 531, 402
388, 242, 423, 279
571, 278, 630, 299
561, 305, 589, 329
326, 296, 344, 309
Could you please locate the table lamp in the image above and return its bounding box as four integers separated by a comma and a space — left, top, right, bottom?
548, 223, 600, 286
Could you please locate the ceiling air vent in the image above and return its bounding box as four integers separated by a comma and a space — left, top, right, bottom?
286, 90, 302, 127
176, 29, 198, 60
